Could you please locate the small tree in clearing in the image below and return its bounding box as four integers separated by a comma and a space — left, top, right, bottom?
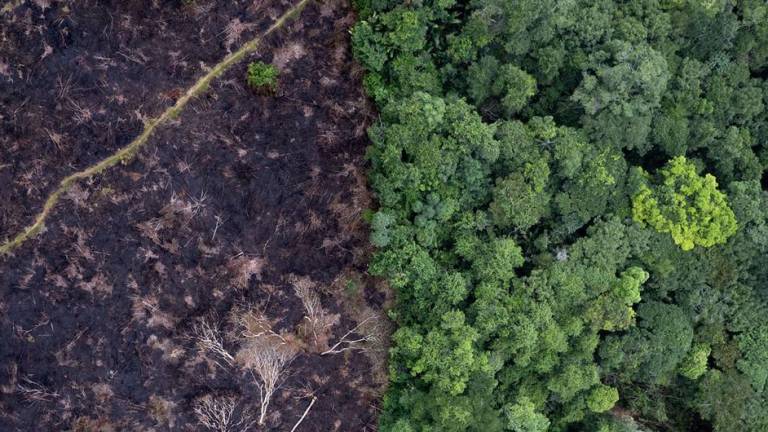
246, 61, 279, 94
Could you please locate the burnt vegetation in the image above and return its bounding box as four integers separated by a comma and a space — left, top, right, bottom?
0, 0, 388, 430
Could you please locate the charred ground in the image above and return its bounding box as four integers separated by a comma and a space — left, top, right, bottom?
0, 1, 389, 430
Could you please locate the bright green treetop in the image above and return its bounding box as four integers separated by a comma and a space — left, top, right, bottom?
679, 343, 711, 380
587, 384, 620, 413
504, 397, 550, 432
632, 156, 737, 251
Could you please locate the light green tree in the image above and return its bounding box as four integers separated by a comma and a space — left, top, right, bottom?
679, 343, 711, 380
632, 156, 737, 250
587, 384, 620, 413
504, 397, 550, 432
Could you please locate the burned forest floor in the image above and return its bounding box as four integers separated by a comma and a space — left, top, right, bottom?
0, 0, 390, 430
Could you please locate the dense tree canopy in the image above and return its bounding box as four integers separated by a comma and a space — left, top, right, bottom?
352, 0, 768, 430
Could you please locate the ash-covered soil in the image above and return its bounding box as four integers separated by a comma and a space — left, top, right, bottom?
0, 1, 390, 431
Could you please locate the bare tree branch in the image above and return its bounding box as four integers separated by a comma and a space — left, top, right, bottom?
290, 396, 317, 432
192, 318, 235, 368
292, 276, 337, 349
193, 395, 257, 432
321, 315, 379, 356
16, 376, 59, 404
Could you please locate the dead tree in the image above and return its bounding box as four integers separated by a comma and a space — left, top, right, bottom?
193, 395, 256, 432
192, 318, 235, 368
236, 312, 296, 426
321, 315, 379, 356
291, 276, 337, 349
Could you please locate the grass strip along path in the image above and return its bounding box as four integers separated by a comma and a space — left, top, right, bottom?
0, 0, 312, 255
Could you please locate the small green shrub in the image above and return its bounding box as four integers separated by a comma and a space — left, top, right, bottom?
246, 61, 279, 94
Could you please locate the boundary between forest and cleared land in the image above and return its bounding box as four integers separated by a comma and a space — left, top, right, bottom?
0, 0, 312, 255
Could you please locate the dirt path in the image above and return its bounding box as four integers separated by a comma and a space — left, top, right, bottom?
0, 1, 389, 430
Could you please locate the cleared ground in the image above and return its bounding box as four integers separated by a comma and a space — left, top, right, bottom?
0, 0, 389, 430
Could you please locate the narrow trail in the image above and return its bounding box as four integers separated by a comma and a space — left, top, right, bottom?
0, 0, 311, 255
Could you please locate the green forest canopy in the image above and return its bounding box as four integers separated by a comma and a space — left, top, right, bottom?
351, 0, 768, 431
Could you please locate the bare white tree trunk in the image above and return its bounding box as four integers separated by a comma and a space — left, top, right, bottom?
236, 313, 296, 426
290, 397, 317, 432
